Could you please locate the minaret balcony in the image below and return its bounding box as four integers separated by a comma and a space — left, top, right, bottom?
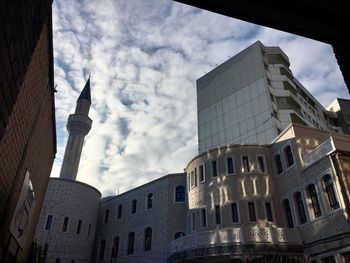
67, 114, 92, 135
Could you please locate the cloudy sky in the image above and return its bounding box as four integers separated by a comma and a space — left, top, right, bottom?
51, 0, 349, 196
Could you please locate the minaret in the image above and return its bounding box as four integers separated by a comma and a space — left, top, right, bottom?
59, 78, 92, 181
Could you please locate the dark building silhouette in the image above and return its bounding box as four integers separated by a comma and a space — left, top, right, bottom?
0, 0, 56, 261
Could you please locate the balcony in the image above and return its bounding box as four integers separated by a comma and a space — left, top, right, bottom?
303, 136, 335, 168
169, 226, 301, 254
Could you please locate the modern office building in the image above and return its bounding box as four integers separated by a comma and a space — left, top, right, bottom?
197, 41, 349, 153
34, 80, 101, 262
0, 1, 56, 262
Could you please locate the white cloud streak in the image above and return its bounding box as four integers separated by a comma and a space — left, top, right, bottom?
51, 0, 349, 196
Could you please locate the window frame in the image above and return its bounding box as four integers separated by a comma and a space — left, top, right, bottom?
256, 154, 267, 173
247, 202, 257, 222
283, 144, 295, 169
131, 199, 137, 215
146, 193, 153, 210
241, 155, 251, 173
231, 202, 240, 224
226, 156, 235, 175
62, 217, 69, 232
323, 174, 340, 211
294, 191, 308, 225
214, 205, 222, 225
144, 227, 152, 251
45, 214, 53, 230
198, 164, 205, 183
264, 201, 274, 223
282, 198, 295, 229
306, 184, 322, 219
212, 160, 218, 178
273, 153, 284, 175
175, 185, 186, 203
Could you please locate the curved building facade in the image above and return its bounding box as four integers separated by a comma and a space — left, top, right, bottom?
35, 178, 101, 262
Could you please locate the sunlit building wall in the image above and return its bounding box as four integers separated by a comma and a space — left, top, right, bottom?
197, 41, 348, 154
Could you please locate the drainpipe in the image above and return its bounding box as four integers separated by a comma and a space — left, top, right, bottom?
331, 153, 350, 222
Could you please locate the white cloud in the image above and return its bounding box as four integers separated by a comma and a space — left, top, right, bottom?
51, 0, 349, 196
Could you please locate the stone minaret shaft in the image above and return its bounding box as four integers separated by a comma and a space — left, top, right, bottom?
59, 78, 92, 181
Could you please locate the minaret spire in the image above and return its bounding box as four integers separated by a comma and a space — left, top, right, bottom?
59, 78, 92, 181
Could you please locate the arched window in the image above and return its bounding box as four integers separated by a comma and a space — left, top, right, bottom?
284, 145, 294, 167
175, 185, 185, 202
283, 199, 294, 228
147, 193, 153, 209
274, 154, 283, 174
111, 236, 119, 259
307, 184, 322, 218
323, 174, 340, 210
98, 239, 106, 260
127, 232, 135, 255
294, 192, 307, 224
174, 232, 185, 239
144, 227, 152, 251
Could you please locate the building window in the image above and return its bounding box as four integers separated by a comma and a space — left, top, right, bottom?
45, 215, 53, 230
284, 145, 294, 167
323, 174, 340, 210
99, 239, 106, 260
144, 227, 152, 251
212, 160, 218, 177
192, 212, 196, 231
215, 205, 221, 224
175, 185, 185, 202
307, 184, 322, 218
257, 155, 266, 173
174, 232, 185, 239
127, 232, 135, 255
201, 208, 207, 227
62, 217, 69, 232
194, 168, 198, 186
104, 209, 109, 223
199, 164, 205, 182
227, 157, 234, 175
76, 219, 82, 234
283, 199, 294, 228
248, 202, 257, 222
321, 256, 336, 263
55, 259, 61, 263
111, 236, 119, 259
147, 193, 153, 209
242, 156, 250, 173
117, 205, 122, 219
190, 171, 195, 187
265, 202, 274, 222
274, 154, 283, 174
294, 192, 307, 224
231, 203, 239, 223
131, 199, 137, 214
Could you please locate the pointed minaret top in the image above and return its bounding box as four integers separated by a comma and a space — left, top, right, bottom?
78, 77, 91, 102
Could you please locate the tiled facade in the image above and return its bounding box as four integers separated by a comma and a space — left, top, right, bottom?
197, 41, 349, 153
0, 1, 56, 261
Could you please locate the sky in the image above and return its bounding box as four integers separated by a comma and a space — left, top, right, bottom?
51, 0, 349, 196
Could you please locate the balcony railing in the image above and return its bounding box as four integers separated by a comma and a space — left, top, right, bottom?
169, 226, 301, 254
303, 136, 335, 167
